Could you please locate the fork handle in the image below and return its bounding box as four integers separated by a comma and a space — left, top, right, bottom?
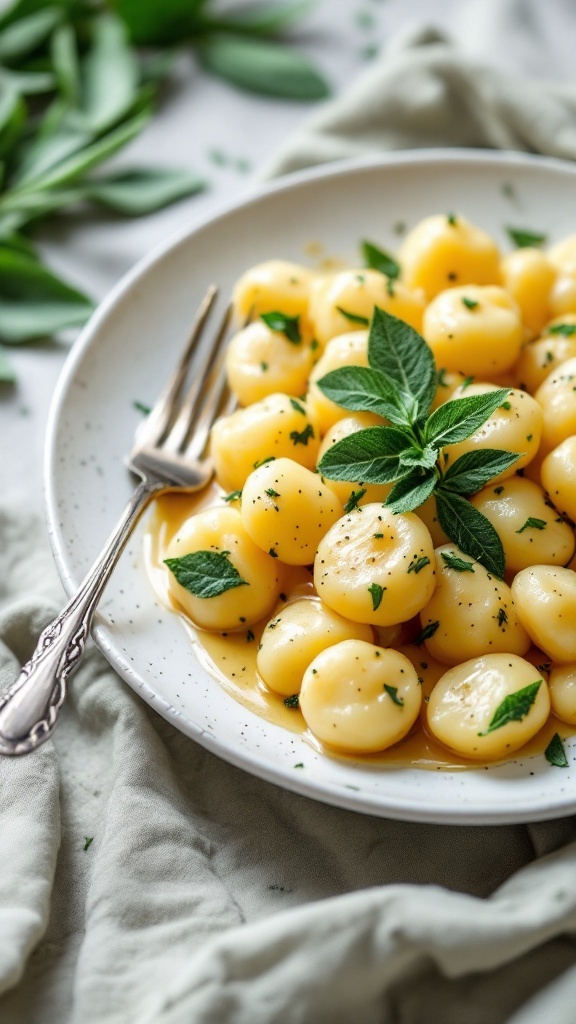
0, 480, 164, 756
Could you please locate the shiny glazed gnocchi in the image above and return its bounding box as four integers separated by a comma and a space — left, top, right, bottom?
147, 212, 576, 769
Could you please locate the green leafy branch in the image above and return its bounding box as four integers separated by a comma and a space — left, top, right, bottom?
0, 0, 327, 379
317, 307, 520, 578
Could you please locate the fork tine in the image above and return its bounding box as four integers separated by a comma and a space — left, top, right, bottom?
139, 284, 219, 448
163, 303, 233, 455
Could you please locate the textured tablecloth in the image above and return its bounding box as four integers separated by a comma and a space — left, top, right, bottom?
3, 2, 576, 1021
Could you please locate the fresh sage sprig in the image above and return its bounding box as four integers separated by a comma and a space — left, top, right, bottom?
317, 307, 520, 578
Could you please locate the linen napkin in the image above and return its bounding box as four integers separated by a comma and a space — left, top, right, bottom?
3, 6, 576, 1023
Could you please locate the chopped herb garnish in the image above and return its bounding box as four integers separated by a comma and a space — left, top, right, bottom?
460, 375, 474, 390
407, 555, 430, 574
133, 400, 151, 415
441, 551, 475, 573
246, 629, 255, 642
253, 456, 275, 469
290, 398, 306, 415
415, 621, 440, 646
479, 680, 542, 735
83, 836, 94, 852
265, 488, 280, 498
283, 694, 300, 709
549, 323, 576, 337
311, 338, 320, 352
260, 361, 269, 371
494, 486, 505, 495
344, 488, 367, 513
386, 277, 395, 297
223, 489, 242, 503
294, 762, 304, 768
507, 227, 547, 248
373, 532, 384, 539
537, 663, 551, 675
447, 213, 457, 225
164, 551, 248, 599
545, 733, 569, 767
336, 306, 369, 326
368, 582, 385, 610
290, 424, 315, 446
461, 297, 479, 310
497, 608, 508, 627
500, 401, 512, 410
516, 517, 547, 534
383, 684, 404, 706
260, 311, 301, 344
437, 368, 449, 387
268, 548, 278, 558
361, 240, 400, 279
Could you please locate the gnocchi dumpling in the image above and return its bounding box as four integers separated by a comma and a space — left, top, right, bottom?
257, 598, 373, 697
423, 286, 523, 377
535, 356, 576, 454
232, 260, 314, 321
500, 248, 556, 337
308, 269, 424, 347
164, 507, 284, 630
306, 331, 369, 434
398, 213, 501, 300
427, 654, 550, 760
418, 544, 530, 666
241, 457, 341, 564
299, 639, 421, 752
512, 565, 576, 663
515, 320, 576, 395
470, 477, 574, 575
314, 505, 436, 626
211, 393, 320, 493
541, 436, 576, 521
549, 663, 576, 725
225, 319, 316, 406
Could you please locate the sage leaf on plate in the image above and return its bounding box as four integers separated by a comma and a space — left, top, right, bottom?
545, 732, 569, 768
317, 425, 413, 484
441, 449, 520, 494
361, 240, 400, 279
424, 389, 510, 448
479, 680, 542, 735
316, 365, 417, 426
164, 550, 249, 599
368, 308, 437, 418
198, 36, 329, 100
384, 469, 436, 515
435, 489, 506, 579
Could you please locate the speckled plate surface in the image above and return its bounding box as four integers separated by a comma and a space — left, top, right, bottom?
45, 150, 576, 824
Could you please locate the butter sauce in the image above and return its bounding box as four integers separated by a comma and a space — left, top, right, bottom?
144, 491, 572, 771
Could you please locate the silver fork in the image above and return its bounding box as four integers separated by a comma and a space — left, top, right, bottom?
0, 285, 231, 757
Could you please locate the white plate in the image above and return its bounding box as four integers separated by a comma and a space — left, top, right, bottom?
46, 149, 576, 825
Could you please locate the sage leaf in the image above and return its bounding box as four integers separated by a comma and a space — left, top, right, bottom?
81, 14, 139, 132
0, 345, 15, 382
440, 551, 475, 572
384, 469, 436, 514
200, 0, 313, 36
317, 425, 411, 484
0, 247, 94, 343
383, 684, 404, 706
83, 167, 206, 215
260, 311, 301, 344
51, 23, 80, 106
361, 240, 400, 279
316, 366, 416, 426
114, 0, 207, 45
548, 323, 576, 337
479, 680, 542, 734
506, 227, 547, 249
336, 307, 369, 326
435, 489, 506, 579
368, 582, 384, 610
198, 36, 329, 100
441, 449, 520, 494
0, 77, 25, 159
424, 389, 510, 447
545, 732, 569, 768
368, 307, 436, 417
164, 550, 249, 599
0, 8, 61, 62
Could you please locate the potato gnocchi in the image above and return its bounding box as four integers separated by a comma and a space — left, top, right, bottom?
147, 212, 576, 769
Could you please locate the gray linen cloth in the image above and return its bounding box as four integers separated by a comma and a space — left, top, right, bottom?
3, 11, 576, 1024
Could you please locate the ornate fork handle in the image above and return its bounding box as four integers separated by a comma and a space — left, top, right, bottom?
0, 480, 163, 756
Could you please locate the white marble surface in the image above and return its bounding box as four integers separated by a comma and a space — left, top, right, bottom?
1, 0, 574, 531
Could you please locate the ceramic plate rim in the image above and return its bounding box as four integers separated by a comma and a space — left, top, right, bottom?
45, 148, 576, 825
